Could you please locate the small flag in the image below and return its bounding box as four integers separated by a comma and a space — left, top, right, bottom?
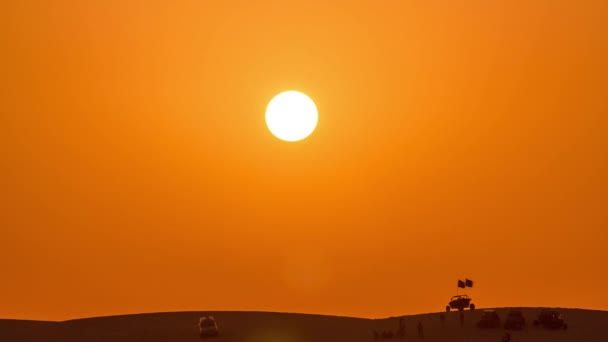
465, 279, 474, 287
457, 280, 465, 288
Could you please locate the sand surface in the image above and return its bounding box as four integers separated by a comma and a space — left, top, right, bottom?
1, 308, 607, 341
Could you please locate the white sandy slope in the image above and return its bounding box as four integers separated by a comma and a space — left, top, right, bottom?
1, 308, 606, 342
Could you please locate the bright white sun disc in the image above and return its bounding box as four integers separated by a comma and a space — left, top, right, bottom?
265, 91, 318, 142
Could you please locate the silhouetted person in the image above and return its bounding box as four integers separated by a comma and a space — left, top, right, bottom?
373, 330, 379, 340
381, 330, 394, 339
439, 313, 445, 327
417, 321, 424, 339
460, 311, 465, 328
396, 317, 406, 338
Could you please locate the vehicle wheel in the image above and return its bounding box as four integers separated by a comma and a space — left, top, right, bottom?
470, 304, 475, 311
446, 306, 450, 312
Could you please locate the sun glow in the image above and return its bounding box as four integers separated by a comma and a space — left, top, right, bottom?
265, 91, 318, 142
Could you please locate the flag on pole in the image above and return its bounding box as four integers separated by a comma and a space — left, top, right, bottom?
465, 279, 474, 287
457, 280, 465, 288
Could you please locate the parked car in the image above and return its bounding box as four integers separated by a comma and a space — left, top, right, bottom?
533, 309, 568, 330
477, 310, 501, 329
504, 310, 526, 330
199, 316, 219, 338
446, 295, 476, 312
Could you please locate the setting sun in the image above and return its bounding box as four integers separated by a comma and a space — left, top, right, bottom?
265, 91, 318, 142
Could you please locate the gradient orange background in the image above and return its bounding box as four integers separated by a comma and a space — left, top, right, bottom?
1, 0, 607, 321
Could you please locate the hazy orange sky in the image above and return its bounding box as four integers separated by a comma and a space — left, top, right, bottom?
1, 0, 607, 321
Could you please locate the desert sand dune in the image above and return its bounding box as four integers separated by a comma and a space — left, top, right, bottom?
1, 308, 607, 342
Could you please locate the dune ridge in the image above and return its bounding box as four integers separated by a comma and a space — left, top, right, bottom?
1, 307, 607, 341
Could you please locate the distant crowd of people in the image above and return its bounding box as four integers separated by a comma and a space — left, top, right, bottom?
372, 318, 425, 340
371, 313, 513, 341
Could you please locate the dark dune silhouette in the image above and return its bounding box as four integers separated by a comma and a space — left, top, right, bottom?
1, 308, 607, 341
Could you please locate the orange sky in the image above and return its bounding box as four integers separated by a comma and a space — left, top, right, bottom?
1, 0, 607, 321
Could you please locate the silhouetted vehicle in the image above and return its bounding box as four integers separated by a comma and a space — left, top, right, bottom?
199, 316, 219, 338
533, 309, 568, 330
446, 295, 475, 311
504, 310, 526, 330
477, 310, 501, 329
